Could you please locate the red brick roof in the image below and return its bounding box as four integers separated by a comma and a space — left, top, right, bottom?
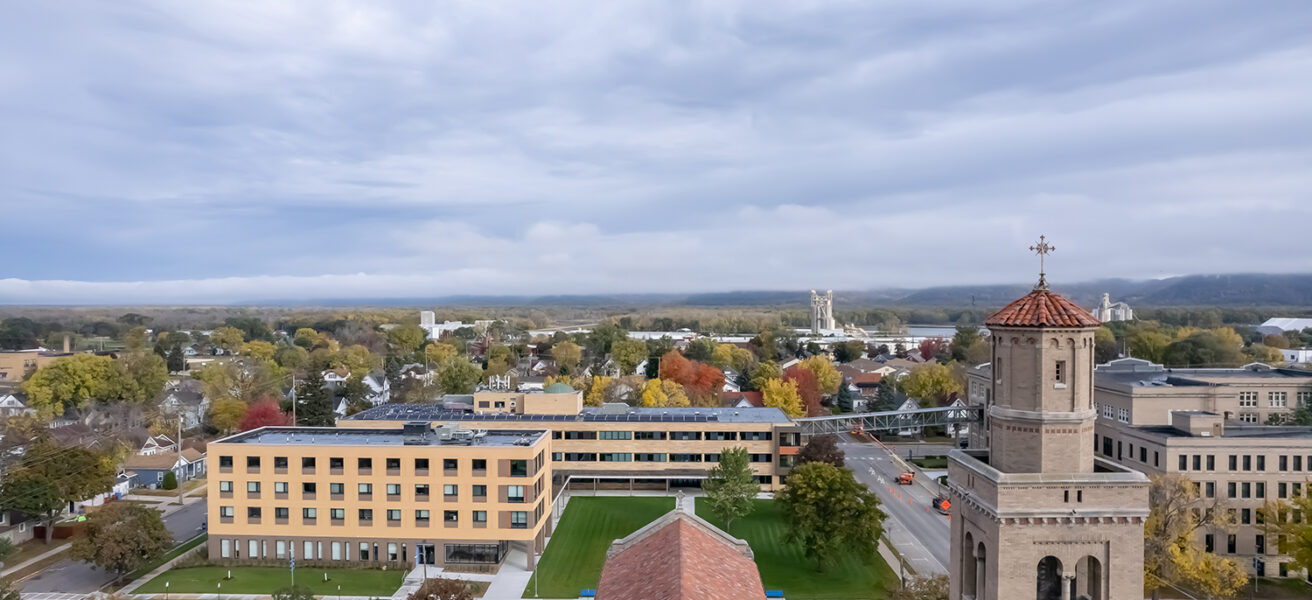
597, 512, 765, 600
985, 287, 1100, 328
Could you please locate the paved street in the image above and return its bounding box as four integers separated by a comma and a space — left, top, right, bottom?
20, 498, 207, 594
839, 435, 952, 575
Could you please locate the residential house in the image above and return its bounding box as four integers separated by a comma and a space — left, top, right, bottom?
895, 398, 923, 436
124, 447, 206, 489
0, 393, 35, 418
159, 379, 208, 430
719, 391, 764, 409
139, 434, 177, 456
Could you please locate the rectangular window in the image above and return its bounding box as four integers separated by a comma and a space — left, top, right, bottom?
705, 432, 737, 441
358, 483, 372, 494
331, 508, 345, 520
444, 484, 458, 497
332, 542, 342, 561
472, 459, 487, 471
1242, 508, 1251, 525
510, 460, 528, 476
221, 539, 232, 558
219, 455, 232, 468
359, 543, 369, 561
387, 509, 401, 521
1279, 482, 1288, 498
1239, 413, 1258, 423
415, 458, 429, 471
1229, 455, 1237, 470
444, 458, 459, 470
387, 483, 401, 496
1281, 455, 1289, 471
359, 509, 373, 522
220, 506, 234, 517
1269, 392, 1287, 408
386, 458, 401, 470
1205, 482, 1215, 498
388, 543, 398, 561
1192, 455, 1201, 471
472, 485, 487, 497
219, 481, 233, 492
247, 507, 261, 519
563, 431, 597, 440
1207, 455, 1215, 471
1258, 455, 1266, 471
1054, 360, 1066, 384
1179, 455, 1187, 471
1239, 391, 1258, 407
473, 510, 487, 523
1228, 482, 1237, 498
598, 431, 632, 440
1227, 534, 1236, 554
444, 510, 458, 522
274, 456, 288, 469
247, 456, 260, 469
415, 484, 430, 497
250, 540, 260, 559
740, 431, 773, 441
1256, 534, 1265, 554
507, 485, 525, 503
600, 453, 632, 462
1117, 408, 1129, 423
274, 481, 288, 494
276, 540, 286, 559
330, 482, 344, 494
635, 453, 667, 462
669, 431, 701, 441
358, 457, 371, 471
416, 510, 430, 521
330, 457, 344, 469
670, 453, 702, 462
302, 456, 315, 470
247, 481, 260, 493
1242, 482, 1251, 498
1243, 455, 1252, 471
1298, 456, 1305, 471
511, 511, 528, 529
1257, 482, 1266, 498
1205, 534, 1214, 553
303, 508, 317, 519
274, 507, 289, 519
303, 482, 316, 495
750, 454, 773, 463
634, 431, 667, 440
1140, 448, 1147, 463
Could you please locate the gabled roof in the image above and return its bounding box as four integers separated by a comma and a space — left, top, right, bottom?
597, 509, 764, 600
985, 285, 1100, 328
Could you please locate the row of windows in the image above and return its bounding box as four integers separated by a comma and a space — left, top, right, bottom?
1178, 453, 1310, 473
1192, 480, 1308, 502
218, 456, 504, 473
1238, 391, 1297, 408
217, 481, 529, 501
550, 452, 773, 463
1095, 404, 1129, 423
219, 539, 508, 564
221, 507, 535, 526
217, 508, 524, 527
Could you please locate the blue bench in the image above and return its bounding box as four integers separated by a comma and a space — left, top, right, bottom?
580, 590, 597, 597
765, 591, 784, 598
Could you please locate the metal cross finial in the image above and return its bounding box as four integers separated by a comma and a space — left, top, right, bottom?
1029, 235, 1054, 289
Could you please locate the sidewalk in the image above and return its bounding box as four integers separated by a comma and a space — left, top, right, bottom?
0, 543, 71, 578
119, 534, 208, 594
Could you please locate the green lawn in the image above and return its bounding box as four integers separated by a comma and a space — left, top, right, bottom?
135, 566, 404, 596
525, 496, 674, 598
697, 499, 899, 599
908, 456, 948, 469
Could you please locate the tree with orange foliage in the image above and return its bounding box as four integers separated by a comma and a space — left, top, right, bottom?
240, 397, 292, 431
659, 350, 725, 405
785, 365, 824, 417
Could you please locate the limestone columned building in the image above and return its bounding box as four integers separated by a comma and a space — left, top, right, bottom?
810, 290, 835, 333
948, 275, 1149, 600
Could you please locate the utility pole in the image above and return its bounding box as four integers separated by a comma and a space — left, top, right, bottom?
176, 410, 184, 505
290, 374, 297, 425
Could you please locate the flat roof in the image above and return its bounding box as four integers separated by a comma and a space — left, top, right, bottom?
215, 427, 548, 447
344, 404, 792, 424
1095, 359, 1312, 390
1135, 424, 1312, 440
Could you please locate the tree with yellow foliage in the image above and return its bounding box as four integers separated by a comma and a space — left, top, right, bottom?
801, 356, 841, 395
1260, 490, 1312, 576
641, 379, 689, 408
760, 378, 803, 418
1144, 473, 1246, 599
585, 376, 612, 407
241, 340, 276, 362
901, 362, 962, 406
424, 342, 458, 365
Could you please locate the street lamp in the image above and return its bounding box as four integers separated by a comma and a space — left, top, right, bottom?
165, 580, 169, 600
216, 581, 221, 600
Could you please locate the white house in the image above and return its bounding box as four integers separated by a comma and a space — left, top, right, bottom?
138, 434, 177, 456
322, 371, 391, 411
159, 380, 208, 430
896, 398, 922, 436
0, 394, 35, 418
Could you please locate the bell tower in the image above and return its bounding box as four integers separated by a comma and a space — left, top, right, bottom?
947, 237, 1148, 600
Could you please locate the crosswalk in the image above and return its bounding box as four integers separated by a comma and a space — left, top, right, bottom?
23, 593, 90, 600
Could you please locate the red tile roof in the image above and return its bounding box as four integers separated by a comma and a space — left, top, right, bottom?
985, 287, 1100, 328
597, 511, 765, 600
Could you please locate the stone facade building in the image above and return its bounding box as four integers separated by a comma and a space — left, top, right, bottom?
810, 289, 836, 333
1091, 293, 1132, 322
949, 279, 1149, 600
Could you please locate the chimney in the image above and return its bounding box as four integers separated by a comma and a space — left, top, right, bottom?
63, 335, 70, 353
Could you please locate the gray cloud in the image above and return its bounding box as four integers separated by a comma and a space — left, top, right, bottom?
1, 1, 1311, 303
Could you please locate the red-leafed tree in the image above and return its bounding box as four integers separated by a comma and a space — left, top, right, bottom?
785, 365, 824, 417
918, 338, 950, 363
659, 350, 726, 406
240, 397, 292, 431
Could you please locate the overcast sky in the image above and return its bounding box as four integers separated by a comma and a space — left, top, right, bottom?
2, 1, 1311, 304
